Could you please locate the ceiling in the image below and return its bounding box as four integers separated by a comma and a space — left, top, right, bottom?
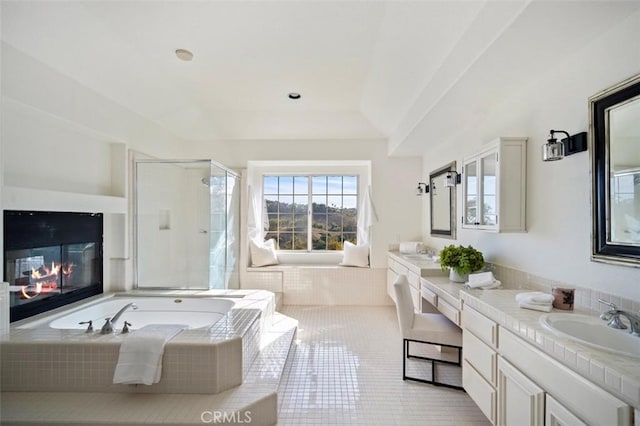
2, 1, 639, 155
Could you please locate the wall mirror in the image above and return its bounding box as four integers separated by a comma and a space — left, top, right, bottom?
430, 161, 456, 239
590, 73, 640, 267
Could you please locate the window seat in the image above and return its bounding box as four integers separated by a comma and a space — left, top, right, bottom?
243, 264, 389, 306
246, 264, 369, 271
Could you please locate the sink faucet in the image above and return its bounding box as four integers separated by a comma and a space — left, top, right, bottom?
598, 299, 640, 337
100, 302, 138, 334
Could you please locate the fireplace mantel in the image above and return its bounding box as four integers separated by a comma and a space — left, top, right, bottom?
2, 186, 126, 214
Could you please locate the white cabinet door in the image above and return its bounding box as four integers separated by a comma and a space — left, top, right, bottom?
497, 356, 544, 426
545, 394, 586, 426
462, 137, 527, 232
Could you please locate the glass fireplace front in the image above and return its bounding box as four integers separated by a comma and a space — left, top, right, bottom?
4, 211, 103, 322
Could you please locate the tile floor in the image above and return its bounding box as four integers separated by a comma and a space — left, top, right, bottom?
276, 305, 489, 425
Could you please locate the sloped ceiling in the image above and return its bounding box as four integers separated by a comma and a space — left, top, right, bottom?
2, 1, 639, 154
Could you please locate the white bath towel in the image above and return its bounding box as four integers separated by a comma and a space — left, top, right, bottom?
518, 302, 553, 313
399, 242, 423, 254
113, 324, 185, 385
465, 272, 501, 289
515, 292, 554, 305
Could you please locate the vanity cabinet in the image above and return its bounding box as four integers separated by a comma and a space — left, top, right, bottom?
462, 306, 498, 423
462, 304, 633, 426
462, 137, 527, 232
387, 257, 421, 312
497, 356, 544, 426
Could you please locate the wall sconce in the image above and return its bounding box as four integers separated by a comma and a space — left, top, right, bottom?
416, 182, 429, 196
542, 129, 588, 162
443, 171, 461, 187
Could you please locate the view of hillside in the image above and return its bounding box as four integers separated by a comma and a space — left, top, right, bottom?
265, 199, 357, 250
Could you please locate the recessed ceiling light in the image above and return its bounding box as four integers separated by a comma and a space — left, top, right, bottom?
288, 92, 301, 100
175, 49, 194, 62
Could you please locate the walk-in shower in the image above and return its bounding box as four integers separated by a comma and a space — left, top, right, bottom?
134, 159, 240, 290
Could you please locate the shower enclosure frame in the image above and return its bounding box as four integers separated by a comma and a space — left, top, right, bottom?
132, 158, 240, 290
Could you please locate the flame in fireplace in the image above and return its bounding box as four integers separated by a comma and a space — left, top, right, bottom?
20, 261, 73, 299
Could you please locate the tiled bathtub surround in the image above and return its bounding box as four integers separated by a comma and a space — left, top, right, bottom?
0, 290, 278, 395
1, 308, 259, 394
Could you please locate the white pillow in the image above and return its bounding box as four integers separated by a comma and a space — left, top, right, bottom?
249, 239, 279, 267
340, 241, 370, 267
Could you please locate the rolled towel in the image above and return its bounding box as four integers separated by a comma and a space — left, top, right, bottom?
399, 242, 423, 254
518, 302, 552, 313
515, 291, 554, 305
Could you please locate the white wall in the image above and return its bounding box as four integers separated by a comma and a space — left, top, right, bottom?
1, 44, 188, 292
421, 10, 640, 301
184, 138, 423, 269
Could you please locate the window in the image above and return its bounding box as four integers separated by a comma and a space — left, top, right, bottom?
263, 175, 358, 251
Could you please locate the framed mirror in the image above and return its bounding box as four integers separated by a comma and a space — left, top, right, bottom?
590, 73, 640, 266
430, 162, 457, 239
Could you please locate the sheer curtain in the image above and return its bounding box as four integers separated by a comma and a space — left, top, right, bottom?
247, 185, 268, 242
357, 185, 378, 245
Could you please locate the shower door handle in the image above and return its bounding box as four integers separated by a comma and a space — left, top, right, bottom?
199, 229, 208, 234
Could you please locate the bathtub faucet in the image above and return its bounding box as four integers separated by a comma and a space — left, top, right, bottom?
100, 302, 138, 334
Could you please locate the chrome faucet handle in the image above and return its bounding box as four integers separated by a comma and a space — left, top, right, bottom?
122, 321, 132, 334
597, 299, 618, 320
597, 299, 618, 309
607, 315, 628, 330
78, 320, 93, 333
100, 318, 114, 334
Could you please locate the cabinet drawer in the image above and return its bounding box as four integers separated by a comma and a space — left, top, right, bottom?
387, 269, 397, 303
499, 328, 632, 426
463, 330, 496, 386
463, 359, 496, 424
420, 283, 438, 306
409, 284, 420, 313
462, 305, 497, 347
407, 271, 420, 288
437, 298, 460, 325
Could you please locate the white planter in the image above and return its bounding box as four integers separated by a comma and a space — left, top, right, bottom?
449, 269, 468, 283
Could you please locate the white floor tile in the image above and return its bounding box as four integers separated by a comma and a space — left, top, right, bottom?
276, 305, 489, 425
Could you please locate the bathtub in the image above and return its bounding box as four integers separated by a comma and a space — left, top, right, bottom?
47, 296, 235, 330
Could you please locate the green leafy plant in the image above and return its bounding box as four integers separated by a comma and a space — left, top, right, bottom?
439, 245, 484, 275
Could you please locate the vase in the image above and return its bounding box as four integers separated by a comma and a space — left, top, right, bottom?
449, 269, 468, 283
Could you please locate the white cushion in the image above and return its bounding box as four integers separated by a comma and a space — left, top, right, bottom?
339, 241, 369, 267
249, 239, 279, 267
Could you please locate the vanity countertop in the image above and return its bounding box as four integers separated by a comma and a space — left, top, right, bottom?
387, 251, 445, 276
461, 289, 640, 409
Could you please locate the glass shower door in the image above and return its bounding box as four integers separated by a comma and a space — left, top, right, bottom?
135, 160, 211, 289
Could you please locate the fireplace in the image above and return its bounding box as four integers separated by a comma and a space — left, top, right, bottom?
4, 210, 103, 322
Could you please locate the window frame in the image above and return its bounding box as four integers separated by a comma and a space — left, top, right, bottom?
246, 161, 371, 263
263, 174, 359, 252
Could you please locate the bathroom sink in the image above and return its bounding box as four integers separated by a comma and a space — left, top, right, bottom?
540, 313, 640, 358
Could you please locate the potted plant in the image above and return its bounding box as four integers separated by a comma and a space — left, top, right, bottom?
439, 245, 484, 283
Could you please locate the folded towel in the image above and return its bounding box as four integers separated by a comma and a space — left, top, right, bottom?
465, 271, 501, 289
466, 279, 502, 289
113, 324, 185, 385
399, 242, 423, 254
515, 292, 554, 305
518, 302, 552, 313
